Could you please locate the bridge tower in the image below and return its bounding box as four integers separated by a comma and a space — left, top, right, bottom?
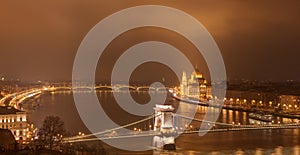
153, 104, 176, 150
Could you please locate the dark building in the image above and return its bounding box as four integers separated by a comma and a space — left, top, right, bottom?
0, 129, 17, 151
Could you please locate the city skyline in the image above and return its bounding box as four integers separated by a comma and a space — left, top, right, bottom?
1, 1, 300, 154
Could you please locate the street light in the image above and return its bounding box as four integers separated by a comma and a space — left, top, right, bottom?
259, 101, 263, 106
252, 100, 256, 106
236, 98, 240, 105
269, 101, 273, 107
78, 132, 84, 136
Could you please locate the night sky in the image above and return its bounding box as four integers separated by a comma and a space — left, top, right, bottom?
0, 1, 300, 82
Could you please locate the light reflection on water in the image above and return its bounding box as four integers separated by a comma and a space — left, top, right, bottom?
23, 91, 300, 154
153, 146, 300, 155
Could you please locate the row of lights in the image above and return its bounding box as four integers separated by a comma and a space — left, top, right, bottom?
78, 132, 85, 136
133, 125, 154, 132
225, 98, 299, 109
0, 117, 26, 123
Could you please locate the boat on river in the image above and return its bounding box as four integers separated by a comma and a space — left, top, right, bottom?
249, 112, 273, 122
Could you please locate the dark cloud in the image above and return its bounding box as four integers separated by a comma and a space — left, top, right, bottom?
0, 1, 299, 82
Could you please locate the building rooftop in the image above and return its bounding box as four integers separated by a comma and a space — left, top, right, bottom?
193, 65, 203, 79
0, 106, 24, 115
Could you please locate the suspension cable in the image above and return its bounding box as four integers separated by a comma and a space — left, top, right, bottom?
64, 113, 159, 141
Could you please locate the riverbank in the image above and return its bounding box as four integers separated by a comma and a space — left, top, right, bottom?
172, 94, 300, 120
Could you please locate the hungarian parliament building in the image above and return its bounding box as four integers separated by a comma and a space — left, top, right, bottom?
180, 68, 212, 101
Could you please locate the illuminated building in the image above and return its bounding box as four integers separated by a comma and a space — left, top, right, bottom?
279, 95, 300, 111
180, 67, 211, 101
0, 106, 36, 143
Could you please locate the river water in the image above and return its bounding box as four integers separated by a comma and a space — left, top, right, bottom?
22, 91, 300, 154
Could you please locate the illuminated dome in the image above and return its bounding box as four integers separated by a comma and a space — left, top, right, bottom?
193, 66, 203, 79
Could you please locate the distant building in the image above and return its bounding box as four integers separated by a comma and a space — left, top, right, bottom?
225, 90, 279, 107
180, 67, 211, 101
279, 95, 300, 111
0, 106, 35, 143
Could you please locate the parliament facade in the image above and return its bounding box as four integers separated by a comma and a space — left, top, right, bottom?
180, 68, 212, 101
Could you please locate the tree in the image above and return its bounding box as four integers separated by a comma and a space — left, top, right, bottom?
38, 116, 65, 150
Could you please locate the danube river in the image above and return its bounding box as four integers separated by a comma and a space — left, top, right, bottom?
22, 91, 300, 154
